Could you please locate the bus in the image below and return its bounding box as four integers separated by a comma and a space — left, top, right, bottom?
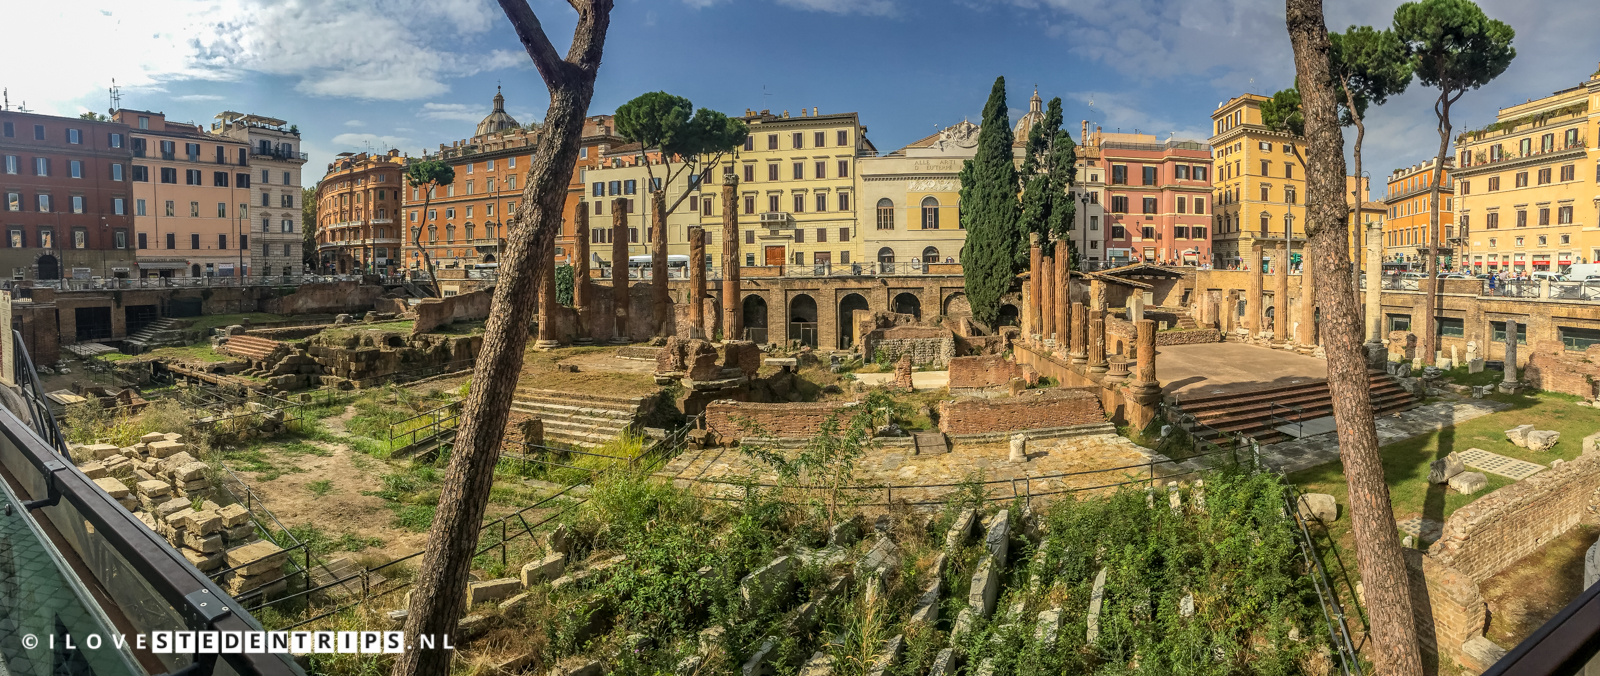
627, 255, 690, 278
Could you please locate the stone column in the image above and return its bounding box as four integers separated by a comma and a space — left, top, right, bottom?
1041, 250, 1056, 345
1029, 234, 1043, 342
1088, 310, 1108, 376
1134, 318, 1157, 386
1247, 244, 1264, 337
1070, 301, 1087, 364
651, 192, 670, 336
1055, 239, 1070, 351
1274, 241, 1289, 343
1090, 277, 1106, 312
1499, 319, 1519, 393
1126, 318, 1163, 430
1365, 224, 1383, 344
688, 226, 706, 338
572, 202, 592, 344
1299, 252, 1316, 348
534, 232, 560, 350
1223, 290, 1239, 335
611, 197, 630, 343
720, 175, 741, 342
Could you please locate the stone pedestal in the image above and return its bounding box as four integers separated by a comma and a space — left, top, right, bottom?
1103, 359, 1130, 385
572, 201, 592, 344
611, 198, 630, 343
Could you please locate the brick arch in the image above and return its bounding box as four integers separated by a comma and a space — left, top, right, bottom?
838, 292, 870, 349
942, 291, 971, 317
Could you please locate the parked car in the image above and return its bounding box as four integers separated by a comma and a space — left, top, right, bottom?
1566, 263, 1600, 280
1400, 271, 1427, 280
1530, 271, 1567, 282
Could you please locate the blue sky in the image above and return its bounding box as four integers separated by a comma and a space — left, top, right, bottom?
8, 0, 1595, 197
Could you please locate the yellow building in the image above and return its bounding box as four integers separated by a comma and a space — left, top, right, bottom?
580, 147, 702, 266
1455, 68, 1599, 274
856, 120, 974, 270
1208, 94, 1307, 270
697, 108, 872, 270
1381, 158, 1455, 268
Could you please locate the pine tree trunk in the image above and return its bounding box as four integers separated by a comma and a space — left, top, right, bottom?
1421, 92, 1454, 367
393, 3, 611, 675
1285, 1, 1424, 674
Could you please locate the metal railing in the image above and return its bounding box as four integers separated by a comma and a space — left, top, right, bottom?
13, 330, 67, 455
1548, 281, 1600, 301
1487, 281, 1541, 298
387, 400, 462, 455
1283, 484, 1366, 676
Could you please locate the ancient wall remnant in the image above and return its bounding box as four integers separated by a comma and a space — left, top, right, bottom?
1428, 451, 1600, 582
411, 288, 494, 335
936, 388, 1103, 435
260, 281, 386, 316
948, 355, 1023, 392
703, 400, 857, 441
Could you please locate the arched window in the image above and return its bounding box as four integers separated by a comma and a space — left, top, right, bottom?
877, 247, 895, 264
876, 198, 894, 230
921, 196, 940, 230
922, 246, 940, 262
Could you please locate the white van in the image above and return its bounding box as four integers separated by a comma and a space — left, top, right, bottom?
1566, 263, 1600, 281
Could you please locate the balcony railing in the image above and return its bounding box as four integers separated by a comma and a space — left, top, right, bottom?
0, 329, 303, 675
251, 148, 309, 162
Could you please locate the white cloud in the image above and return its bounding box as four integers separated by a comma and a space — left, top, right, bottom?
420, 102, 487, 123
344, 119, 366, 128
331, 132, 411, 150
173, 94, 224, 102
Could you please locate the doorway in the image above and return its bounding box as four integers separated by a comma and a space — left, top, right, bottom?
742, 295, 769, 343
37, 255, 60, 280
838, 293, 869, 349
764, 246, 786, 267
789, 294, 818, 348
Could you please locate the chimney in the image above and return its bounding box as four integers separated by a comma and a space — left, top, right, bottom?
782, 110, 789, 118
1081, 120, 1089, 144
813, 107, 818, 116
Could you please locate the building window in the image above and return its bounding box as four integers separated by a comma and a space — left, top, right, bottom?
743, 165, 754, 182
1488, 176, 1500, 191
137, 232, 147, 249
1284, 186, 1296, 204
1560, 165, 1575, 182
794, 229, 804, 244
815, 193, 827, 212
702, 196, 712, 216
768, 195, 780, 212
816, 227, 827, 243
113, 198, 125, 215
33, 157, 48, 176
190, 201, 200, 217
768, 164, 778, 181
1111, 195, 1128, 213
792, 132, 803, 149
1487, 212, 1499, 229
1538, 168, 1551, 185
1559, 206, 1574, 224
1436, 317, 1464, 337
746, 230, 755, 245
876, 198, 894, 230
4, 192, 16, 212
767, 134, 778, 150
792, 163, 803, 180
793, 194, 805, 213
838, 192, 850, 212
37, 194, 51, 212
186, 169, 201, 185
1387, 314, 1412, 333
1142, 197, 1157, 214
1193, 197, 1204, 214
1111, 165, 1127, 185
921, 196, 940, 229
1516, 210, 1527, 227
1539, 208, 1550, 226
744, 195, 755, 214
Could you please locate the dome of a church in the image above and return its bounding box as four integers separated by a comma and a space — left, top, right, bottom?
1013, 89, 1045, 137
474, 87, 521, 137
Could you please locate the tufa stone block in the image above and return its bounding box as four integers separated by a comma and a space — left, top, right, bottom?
1448, 471, 1488, 495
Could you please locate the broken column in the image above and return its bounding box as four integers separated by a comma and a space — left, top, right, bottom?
651, 192, 670, 337
1499, 319, 1519, 393
1088, 310, 1108, 378
1274, 241, 1289, 343
1247, 243, 1264, 337
1134, 319, 1157, 387
1055, 239, 1071, 352
534, 230, 560, 350
611, 197, 630, 343
1365, 224, 1383, 344
1041, 249, 1056, 345
688, 226, 707, 338
573, 202, 592, 343
1070, 301, 1087, 365
1126, 319, 1162, 430
1299, 252, 1316, 348
721, 175, 742, 342
1029, 234, 1043, 343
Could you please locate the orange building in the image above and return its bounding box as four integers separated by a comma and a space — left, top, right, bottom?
313, 150, 406, 274
115, 109, 253, 278
402, 89, 621, 273
1381, 157, 1455, 269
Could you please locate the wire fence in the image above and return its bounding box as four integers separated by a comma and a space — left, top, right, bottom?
1283, 483, 1366, 676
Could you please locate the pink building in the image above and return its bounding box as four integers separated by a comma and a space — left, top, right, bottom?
1095, 133, 1214, 266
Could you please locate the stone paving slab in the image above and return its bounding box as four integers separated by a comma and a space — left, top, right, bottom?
1256, 398, 1511, 474
1397, 517, 1444, 543
1457, 448, 1545, 480
1277, 415, 1338, 439
660, 433, 1173, 506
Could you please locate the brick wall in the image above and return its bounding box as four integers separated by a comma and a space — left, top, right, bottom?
863, 327, 955, 369
411, 288, 493, 335
1405, 549, 1487, 667
1525, 342, 1600, 398
1428, 451, 1600, 583
948, 355, 1022, 390
937, 388, 1104, 434
1157, 328, 1221, 346
704, 400, 857, 440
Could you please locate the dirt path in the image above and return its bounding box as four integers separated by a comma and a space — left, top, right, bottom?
238, 440, 427, 562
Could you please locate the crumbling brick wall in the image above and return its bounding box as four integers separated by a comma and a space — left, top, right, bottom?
260, 281, 385, 316
1428, 450, 1600, 583
411, 288, 493, 335
1525, 341, 1600, 398
1404, 549, 1488, 667
704, 401, 857, 440
863, 327, 955, 368
948, 355, 1023, 391
937, 388, 1103, 434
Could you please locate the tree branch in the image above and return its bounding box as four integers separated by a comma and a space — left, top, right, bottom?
498, 0, 567, 90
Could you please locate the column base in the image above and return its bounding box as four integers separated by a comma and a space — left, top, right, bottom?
533, 339, 562, 351
575, 337, 595, 345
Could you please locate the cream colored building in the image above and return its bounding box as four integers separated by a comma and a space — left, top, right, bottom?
696, 108, 871, 271
856, 120, 975, 270
115, 109, 253, 277
213, 112, 306, 277
1455, 68, 1599, 274
580, 149, 702, 267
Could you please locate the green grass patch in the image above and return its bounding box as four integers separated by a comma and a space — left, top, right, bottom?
145, 343, 238, 364
282, 524, 384, 557
185, 312, 288, 331
308, 480, 333, 496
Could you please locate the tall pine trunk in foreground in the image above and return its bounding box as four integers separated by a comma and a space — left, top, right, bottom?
1285, 0, 1424, 673
394, 2, 612, 675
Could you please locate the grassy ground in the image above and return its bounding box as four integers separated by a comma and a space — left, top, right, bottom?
145, 344, 238, 363
186, 312, 287, 331
1480, 525, 1599, 648
519, 345, 660, 397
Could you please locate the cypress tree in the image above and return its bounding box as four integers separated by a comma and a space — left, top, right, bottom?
960, 77, 1020, 328
1044, 98, 1079, 270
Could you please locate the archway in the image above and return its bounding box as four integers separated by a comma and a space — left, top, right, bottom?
893, 292, 922, 320
742, 295, 769, 343
191, 264, 202, 278
921, 246, 940, 264
942, 292, 971, 317
877, 247, 895, 273
838, 293, 869, 349
36, 255, 59, 280
998, 303, 1020, 326
789, 294, 818, 348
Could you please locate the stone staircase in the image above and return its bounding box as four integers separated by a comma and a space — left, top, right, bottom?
510, 388, 654, 449
123, 318, 187, 354
221, 335, 284, 363
1172, 371, 1418, 445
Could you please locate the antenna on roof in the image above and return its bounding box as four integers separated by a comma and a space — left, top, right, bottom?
109, 78, 121, 113
2, 88, 7, 112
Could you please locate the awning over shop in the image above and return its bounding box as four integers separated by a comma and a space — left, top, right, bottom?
138, 261, 189, 270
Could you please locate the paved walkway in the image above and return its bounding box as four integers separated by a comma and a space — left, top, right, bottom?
852, 371, 950, 391
1157, 342, 1328, 399
1251, 397, 1511, 474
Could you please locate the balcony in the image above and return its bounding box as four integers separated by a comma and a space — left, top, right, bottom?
0, 330, 302, 675
251, 148, 309, 162
759, 212, 791, 226
371, 218, 394, 225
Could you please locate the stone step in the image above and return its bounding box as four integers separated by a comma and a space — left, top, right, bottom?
516, 388, 651, 411
517, 414, 631, 436
222, 336, 283, 361
1189, 382, 1407, 428
510, 400, 639, 422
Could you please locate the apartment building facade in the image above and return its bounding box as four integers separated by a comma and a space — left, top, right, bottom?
1070, 123, 1109, 267
1382, 158, 1455, 266
856, 120, 975, 270
1208, 94, 1307, 270
0, 110, 137, 280
702, 109, 871, 270
1455, 68, 1599, 275
214, 112, 306, 277
581, 148, 701, 267
1096, 132, 1213, 266
115, 109, 252, 277
315, 150, 405, 274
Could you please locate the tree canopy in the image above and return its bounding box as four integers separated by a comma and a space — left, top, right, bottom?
1018, 97, 1079, 268
1329, 26, 1413, 123
405, 159, 455, 193
1260, 86, 1307, 136
613, 92, 748, 213
1394, 0, 1515, 97
959, 77, 1021, 327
